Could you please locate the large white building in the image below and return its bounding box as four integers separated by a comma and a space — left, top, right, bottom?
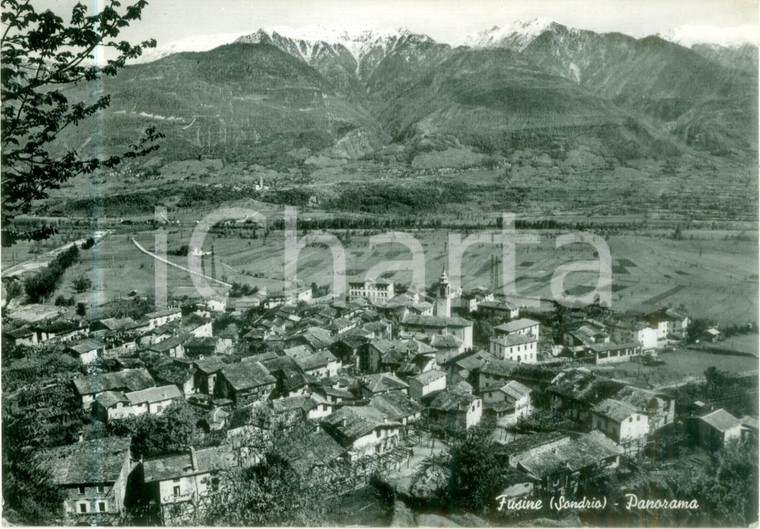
347, 279, 395, 303
490, 333, 538, 363
494, 318, 540, 342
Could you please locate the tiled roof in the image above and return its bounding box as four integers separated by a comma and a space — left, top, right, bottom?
146, 307, 182, 319
321, 406, 400, 442
401, 314, 473, 328
490, 333, 536, 346
126, 384, 182, 405
429, 389, 478, 412
501, 380, 532, 401
412, 369, 447, 386
283, 344, 313, 361
512, 431, 621, 478
294, 350, 338, 372
279, 429, 344, 476
193, 356, 227, 374
430, 334, 463, 349
40, 437, 131, 485
700, 408, 741, 432
68, 339, 100, 354
495, 318, 539, 333
72, 368, 155, 396
142, 446, 237, 483
361, 373, 409, 394
370, 392, 422, 421
95, 390, 129, 409
221, 358, 276, 391
594, 398, 639, 423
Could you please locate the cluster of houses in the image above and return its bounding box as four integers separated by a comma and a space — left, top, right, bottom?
4, 269, 755, 525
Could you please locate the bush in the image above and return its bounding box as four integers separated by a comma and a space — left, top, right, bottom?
72, 275, 92, 293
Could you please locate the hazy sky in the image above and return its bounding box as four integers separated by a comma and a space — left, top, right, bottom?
34, 0, 760, 46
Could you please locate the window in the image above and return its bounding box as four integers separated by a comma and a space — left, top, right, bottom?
78, 486, 86, 495
96, 485, 105, 494
97, 502, 106, 513
376, 430, 380, 438
78, 503, 88, 514
173, 486, 181, 497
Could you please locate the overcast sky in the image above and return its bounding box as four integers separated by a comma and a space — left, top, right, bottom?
34, 0, 759, 46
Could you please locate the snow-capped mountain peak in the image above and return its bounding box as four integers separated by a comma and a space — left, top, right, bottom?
236, 26, 431, 66
132, 32, 248, 64
457, 18, 568, 50
658, 24, 758, 48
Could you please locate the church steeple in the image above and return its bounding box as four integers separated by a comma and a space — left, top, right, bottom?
434, 267, 451, 317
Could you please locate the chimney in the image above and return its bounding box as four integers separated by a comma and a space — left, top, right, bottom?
315, 424, 321, 433
189, 447, 198, 471
78, 431, 84, 443
342, 418, 347, 428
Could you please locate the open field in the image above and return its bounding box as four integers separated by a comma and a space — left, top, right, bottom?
4, 220, 756, 326
588, 348, 758, 389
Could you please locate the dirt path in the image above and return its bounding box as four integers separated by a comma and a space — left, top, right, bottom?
131, 238, 232, 287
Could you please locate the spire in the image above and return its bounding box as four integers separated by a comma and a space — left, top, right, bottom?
439, 267, 448, 283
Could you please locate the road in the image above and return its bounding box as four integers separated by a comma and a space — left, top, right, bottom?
130, 238, 232, 287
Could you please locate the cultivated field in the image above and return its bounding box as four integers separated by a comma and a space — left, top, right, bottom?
588, 348, 758, 389
9, 222, 754, 327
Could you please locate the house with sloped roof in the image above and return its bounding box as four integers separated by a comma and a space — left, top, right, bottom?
409, 369, 447, 402
72, 368, 155, 409
370, 391, 423, 428
141, 446, 237, 524
548, 369, 627, 429
93, 384, 183, 422
279, 428, 345, 478
428, 388, 483, 432
65, 338, 102, 365
476, 357, 519, 393
359, 372, 409, 398
37, 436, 132, 524
146, 334, 186, 358
192, 356, 227, 395
483, 380, 533, 422
215, 357, 276, 405
494, 318, 540, 342
490, 333, 538, 364
145, 307, 182, 330
321, 405, 402, 461
694, 408, 742, 449
151, 360, 196, 396
260, 355, 308, 399
293, 349, 341, 379
400, 313, 474, 349
592, 398, 649, 451
508, 431, 622, 495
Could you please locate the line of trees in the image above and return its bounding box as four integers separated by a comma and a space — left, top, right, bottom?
23, 245, 80, 302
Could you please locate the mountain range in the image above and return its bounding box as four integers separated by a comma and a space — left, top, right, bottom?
63, 20, 757, 170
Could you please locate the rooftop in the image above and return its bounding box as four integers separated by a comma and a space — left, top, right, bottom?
402, 314, 473, 329
221, 358, 276, 391
39, 437, 132, 485
494, 318, 539, 333
321, 406, 400, 442
72, 368, 155, 396
126, 384, 183, 405
361, 373, 409, 394
143, 446, 237, 483
700, 408, 741, 432
412, 369, 447, 386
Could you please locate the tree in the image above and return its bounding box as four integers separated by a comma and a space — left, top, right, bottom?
72, 275, 92, 293
108, 403, 202, 459
1, 0, 163, 246
75, 301, 87, 317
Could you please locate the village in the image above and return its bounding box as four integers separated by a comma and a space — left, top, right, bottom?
2, 253, 758, 526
